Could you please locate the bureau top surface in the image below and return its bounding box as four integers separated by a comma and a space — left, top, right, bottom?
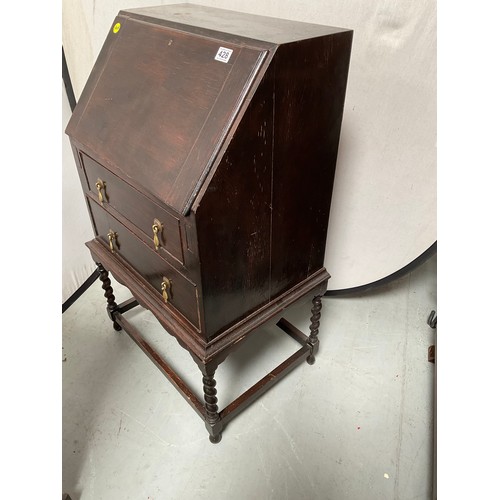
123, 3, 348, 44
66, 3, 351, 216
66, 10, 269, 215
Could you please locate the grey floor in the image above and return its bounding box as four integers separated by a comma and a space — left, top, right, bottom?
62, 254, 436, 500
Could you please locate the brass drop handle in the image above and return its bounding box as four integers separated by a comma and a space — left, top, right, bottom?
108, 230, 118, 253
96, 178, 107, 204
161, 277, 171, 303
152, 219, 163, 251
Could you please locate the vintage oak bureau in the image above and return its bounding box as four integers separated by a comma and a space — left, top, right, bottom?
66, 3, 352, 443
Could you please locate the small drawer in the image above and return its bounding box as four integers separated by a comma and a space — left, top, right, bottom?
80, 152, 184, 264
89, 197, 200, 330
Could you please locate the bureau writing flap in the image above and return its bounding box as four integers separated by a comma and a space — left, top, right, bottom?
66, 14, 269, 215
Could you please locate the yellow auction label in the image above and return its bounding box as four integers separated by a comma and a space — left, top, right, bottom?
113, 22, 121, 34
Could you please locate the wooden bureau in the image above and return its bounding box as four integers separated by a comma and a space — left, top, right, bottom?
66, 3, 352, 442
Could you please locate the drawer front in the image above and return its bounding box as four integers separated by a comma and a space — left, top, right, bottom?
89, 198, 200, 330
80, 152, 184, 265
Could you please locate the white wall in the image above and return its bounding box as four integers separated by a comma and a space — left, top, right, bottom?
62, 0, 436, 292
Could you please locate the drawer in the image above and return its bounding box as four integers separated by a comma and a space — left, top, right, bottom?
80, 152, 184, 265
88, 197, 200, 330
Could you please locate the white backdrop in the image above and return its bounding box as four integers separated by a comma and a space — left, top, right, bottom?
62, 0, 436, 298
62, 81, 95, 302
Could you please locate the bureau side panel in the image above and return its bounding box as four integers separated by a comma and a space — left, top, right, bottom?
196, 68, 274, 340
270, 32, 353, 298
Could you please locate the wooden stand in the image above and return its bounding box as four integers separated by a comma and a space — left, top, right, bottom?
65, 5, 351, 445
95, 258, 324, 444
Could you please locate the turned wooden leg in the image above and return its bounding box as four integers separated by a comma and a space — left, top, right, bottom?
96, 262, 121, 331
306, 295, 322, 365
201, 366, 223, 443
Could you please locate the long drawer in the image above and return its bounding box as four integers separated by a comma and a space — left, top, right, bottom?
80, 151, 184, 265
88, 197, 200, 330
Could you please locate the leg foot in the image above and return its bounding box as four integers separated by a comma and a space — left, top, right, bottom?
97, 262, 122, 331
307, 295, 322, 364
209, 433, 222, 444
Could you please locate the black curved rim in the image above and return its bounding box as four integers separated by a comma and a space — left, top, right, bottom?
324, 241, 437, 297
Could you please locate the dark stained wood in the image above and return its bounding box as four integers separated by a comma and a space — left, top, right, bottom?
89, 198, 201, 330
80, 152, 184, 264
87, 238, 329, 368
428, 345, 435, 364
96, 262, 121, 331
200, 366, 223, 443
196, 67, 274, 339
270, 32, 353, 299
276, 318, 310, 345
306, 296, 323, 365
202, 371, 219, 423
114, 311, 206, 419
87, 239, 206, 357
67, 4, 352, 442
116, 297, 140, 314
220, 344, 311, 425
170, 47, 269, 215
124, 3, 348, 45
107, 263, 323, 442
67, 15, 270, 216
97, 261, 321, 443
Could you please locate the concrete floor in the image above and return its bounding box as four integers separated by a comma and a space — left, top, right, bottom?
62, 253, 436, 500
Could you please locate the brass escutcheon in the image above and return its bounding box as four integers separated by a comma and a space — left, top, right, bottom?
152, 218, 164, 251
95, 178, 107, 204
161, 277, 171, 303
107, 230, 118, 253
